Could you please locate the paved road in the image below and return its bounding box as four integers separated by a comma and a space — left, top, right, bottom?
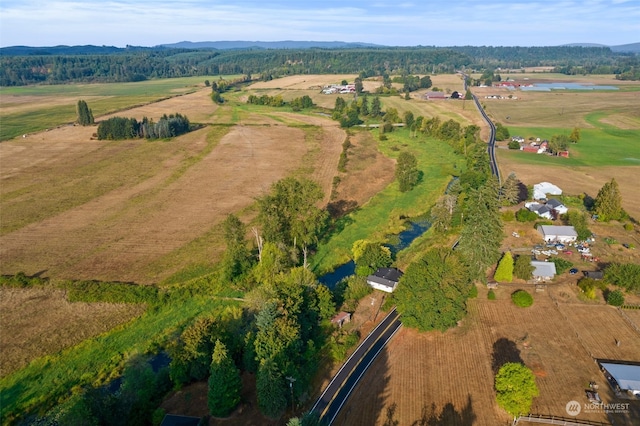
310, 307, 402, 425
461, 72, 500, 182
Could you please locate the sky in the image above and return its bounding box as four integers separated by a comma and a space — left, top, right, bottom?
0, 0, 638, 48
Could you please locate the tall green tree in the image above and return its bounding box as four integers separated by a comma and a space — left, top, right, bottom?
569, 126, 581, 144
352, 240, 392, 276
257, 358, 288, 419
221, 214, 253, 282
395, 248, 471, 332
430, 194, 457, 233
371, 96, 382, 117
208, 340, 242, 417
494, 252, 514, 282
513, 255, 534, 281
458, 177, 504, 281
395, 151, 420, 192
593, 178, 624, 221
500, 172, 520, 205
495, 363, 539, 417
258, 177, 327, 266
76, 100, 94, 126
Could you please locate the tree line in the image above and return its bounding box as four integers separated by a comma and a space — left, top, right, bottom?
2, 45, 638, 86
96, 113, 191, 140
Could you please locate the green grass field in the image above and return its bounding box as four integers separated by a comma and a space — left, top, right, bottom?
0, 76, 241, 141
504, 123, 640, 167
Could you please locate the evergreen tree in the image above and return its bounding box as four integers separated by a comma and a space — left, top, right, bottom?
513, 255, 534, 281
220, 214, 253, 282
458, 177, 504, 281
495, 363, 539, 416
594, 178, 624, 221
208, 340, 242, 417
371, 96, 381, 117
76, 100, 94, 126
500, 172, 520, 205
256, 358, 288, 419
494, 252, 514, 282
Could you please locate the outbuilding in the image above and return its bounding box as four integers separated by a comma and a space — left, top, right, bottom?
331, 311, 352, 328
366, 267, 403, 293
537, 225, 578, 244
531, 260, 556, 282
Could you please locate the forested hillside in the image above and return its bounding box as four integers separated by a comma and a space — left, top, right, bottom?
1, 45, 638, 86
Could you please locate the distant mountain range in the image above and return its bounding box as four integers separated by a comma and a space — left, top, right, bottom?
158, 40, 383, 49
1, 41, 639, 55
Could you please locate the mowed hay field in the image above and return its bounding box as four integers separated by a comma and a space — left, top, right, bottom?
0, 84, 345, 283
0, 286, 145, 377
336, 286, 640, 425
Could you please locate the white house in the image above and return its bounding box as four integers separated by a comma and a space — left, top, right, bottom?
531, 260, 556, 281
525, 202, 553, 219
545, 198, 568, 215
366, 268, 403, 293
538, 225, 578, 243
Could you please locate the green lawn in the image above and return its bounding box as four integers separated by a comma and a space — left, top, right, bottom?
504, 124, 640, 167
311, 128, 463, 275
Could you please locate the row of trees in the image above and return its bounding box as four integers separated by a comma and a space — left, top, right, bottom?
246, 94, 314, 111
96, 113, 191, 140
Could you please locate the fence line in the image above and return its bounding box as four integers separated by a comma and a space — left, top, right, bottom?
514, 414, 609, 426
617, 307, 640, 335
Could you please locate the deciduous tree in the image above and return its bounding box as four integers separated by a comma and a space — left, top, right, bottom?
395, 151, 420, 192
395, 248, 471, 332
495, 362, 539, 417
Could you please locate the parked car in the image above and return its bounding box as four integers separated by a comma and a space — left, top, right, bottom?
569, 268, 579, 275
564, 250, 573, 255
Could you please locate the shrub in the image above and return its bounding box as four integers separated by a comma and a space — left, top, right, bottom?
488, 289, 496, 300
515, 208, 538, 222
607, 289, 625, 306
623, 223, 634, 231
578, 278, 597, 300
508, 140, 520, 150
501, 210, 515, 222
469, 285, 478, 299
511, 290, 533, 307
548, 257, 573, 275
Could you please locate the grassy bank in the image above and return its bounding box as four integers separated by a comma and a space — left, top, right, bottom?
311, 128, 463, 275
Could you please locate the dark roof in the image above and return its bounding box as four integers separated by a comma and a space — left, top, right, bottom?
160, 415, 201, 426
367, 267, 403, 288
584, 270, 604, 279
546, 198, 563, 208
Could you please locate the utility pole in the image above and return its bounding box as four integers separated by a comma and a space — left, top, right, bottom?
286, 376, 296, 412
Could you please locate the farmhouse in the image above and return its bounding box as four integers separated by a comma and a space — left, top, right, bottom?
538, 225, 578, 244
526, 198, 568, 219
545, 198, 568, 215
366, 267, 403, 293
531, 260, 556, 281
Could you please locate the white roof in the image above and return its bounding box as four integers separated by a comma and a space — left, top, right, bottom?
601, 362, 640, 392
533, 182, 562, 200
538, 225, 578, 238
531, 261, 556, 277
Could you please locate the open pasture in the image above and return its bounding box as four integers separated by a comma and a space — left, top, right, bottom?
0, 85, 345, 283
0, 286, 145, 377
337, 286, 640, 425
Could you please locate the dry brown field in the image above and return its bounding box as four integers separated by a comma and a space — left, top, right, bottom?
0, 86, 346, 283
335, 286, 640, 425
0, 286, 145, 377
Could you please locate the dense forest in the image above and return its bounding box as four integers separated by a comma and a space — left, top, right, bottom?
1, 45, 638, 86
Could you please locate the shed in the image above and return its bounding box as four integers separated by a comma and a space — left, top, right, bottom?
424, 91, 446, 100
537, 225, 578, 243
366, 267, 403, 293
583, 270, 604, 280
531, 260, 556, 282
331, 311, 351, 328
533, 182, 562, 200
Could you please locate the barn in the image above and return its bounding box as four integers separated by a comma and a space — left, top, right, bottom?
538, 225, 578, 243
